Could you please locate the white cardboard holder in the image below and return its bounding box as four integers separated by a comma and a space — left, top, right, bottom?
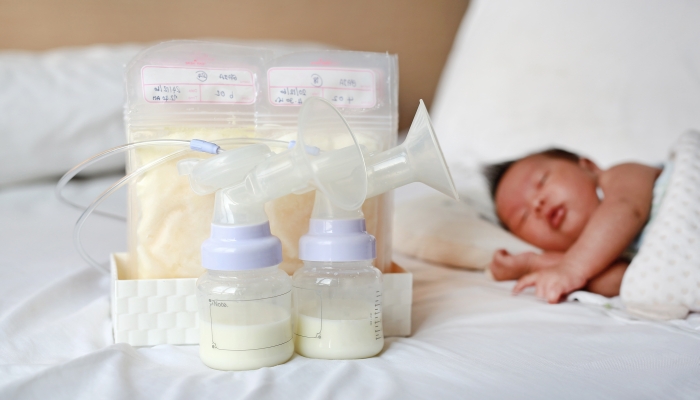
110, 253, 412, 347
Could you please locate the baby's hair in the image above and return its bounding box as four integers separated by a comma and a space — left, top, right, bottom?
482, 148, 581, 200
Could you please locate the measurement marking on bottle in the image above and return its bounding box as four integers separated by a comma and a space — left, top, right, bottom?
373, 290, 383, 340
207, 292, 292, 352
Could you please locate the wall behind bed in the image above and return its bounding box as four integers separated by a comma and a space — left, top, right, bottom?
0, 0, 470, 132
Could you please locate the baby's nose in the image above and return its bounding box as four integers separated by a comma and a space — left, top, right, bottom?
533, 197, 546, 214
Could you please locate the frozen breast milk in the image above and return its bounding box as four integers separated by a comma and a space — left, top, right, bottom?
124, 41, 398, 279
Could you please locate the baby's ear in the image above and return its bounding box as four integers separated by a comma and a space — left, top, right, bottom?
579, 158, 602, 176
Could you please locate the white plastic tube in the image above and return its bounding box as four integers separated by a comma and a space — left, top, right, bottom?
57, 138, 289, 273
56, 139, 190, 220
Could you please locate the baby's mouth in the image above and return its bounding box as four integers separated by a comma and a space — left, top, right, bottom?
548, 205, 566, 229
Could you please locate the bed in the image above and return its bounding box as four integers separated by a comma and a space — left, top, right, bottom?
2, 0, 700, 398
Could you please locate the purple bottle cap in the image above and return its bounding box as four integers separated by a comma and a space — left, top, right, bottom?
201, 222, 282, 270
298, 218, 376, 262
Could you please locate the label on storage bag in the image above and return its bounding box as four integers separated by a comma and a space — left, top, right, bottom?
268, 67, 376, 108
141, 66, 256, 104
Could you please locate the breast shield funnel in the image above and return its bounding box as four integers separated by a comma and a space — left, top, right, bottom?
296, 97, 368, 210
296, 98, 458, 203
363, 100, 458, 200
179, 97, 455, 224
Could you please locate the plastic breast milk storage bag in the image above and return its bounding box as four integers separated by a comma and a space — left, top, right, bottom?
124, 40, 398, 279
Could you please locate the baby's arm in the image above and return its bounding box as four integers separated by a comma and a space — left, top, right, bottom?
513, 163, 660, 303
585, 259, 628, 297
492, 249, 628, 297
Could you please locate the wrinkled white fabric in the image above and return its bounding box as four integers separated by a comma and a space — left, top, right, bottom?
2, 177, 700, 399
568, 291, 700, 335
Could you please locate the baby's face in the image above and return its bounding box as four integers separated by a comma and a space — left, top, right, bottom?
495, 155, 600, 251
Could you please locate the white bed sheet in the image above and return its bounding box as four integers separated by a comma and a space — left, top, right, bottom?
1, 177, 700, 399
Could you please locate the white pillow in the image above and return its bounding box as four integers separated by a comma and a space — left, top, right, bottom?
393, 195, 540, 270
0, 45, 144, 187
432, 0, 700, 169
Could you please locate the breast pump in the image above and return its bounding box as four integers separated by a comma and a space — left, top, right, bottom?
177, 97, 373, 370
178, 97, 456, 367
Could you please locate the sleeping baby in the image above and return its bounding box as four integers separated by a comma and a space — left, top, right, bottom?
484, 149, 662, 303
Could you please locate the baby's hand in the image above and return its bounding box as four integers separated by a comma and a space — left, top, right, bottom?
489, 250, 564, 281
489, 250, 539, 281
512, 266, 587, 303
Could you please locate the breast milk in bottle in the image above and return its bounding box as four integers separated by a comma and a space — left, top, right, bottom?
292, 198, 384, 360
293, 257, 384, 359
196, 221, 294, 371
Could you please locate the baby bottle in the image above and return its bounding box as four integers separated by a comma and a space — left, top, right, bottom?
292, 193, 384, 359
196, 199, 294, 371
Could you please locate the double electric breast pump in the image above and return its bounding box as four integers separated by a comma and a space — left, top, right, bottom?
179, 97, 457, 370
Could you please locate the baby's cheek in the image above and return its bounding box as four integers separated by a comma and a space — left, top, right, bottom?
520, 224, 549, 248
563, 211, 588, 244
523, 225, 570, 252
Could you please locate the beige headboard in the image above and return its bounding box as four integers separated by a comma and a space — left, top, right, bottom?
0, 0, 469, 131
